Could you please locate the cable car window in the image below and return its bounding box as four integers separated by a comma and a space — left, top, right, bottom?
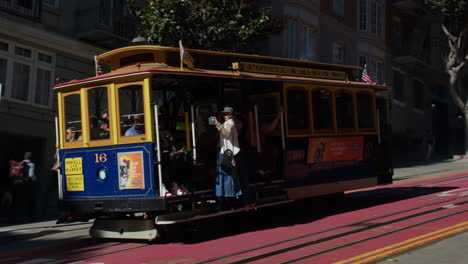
286, 89, 309, 130
335, 90, 355, 129
357, 92, 374, 129
312, 89, 333, 130
87, 86, 110, 140
119, 85, 145, 136
255, 95, 281, 135
64, 94, 82, 142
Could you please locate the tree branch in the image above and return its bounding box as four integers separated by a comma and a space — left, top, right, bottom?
449, 81, 466, 113
457, 28, 467, 49
447, 52, 457, 69
453, 61, 466, 73
442, 24, 457, 41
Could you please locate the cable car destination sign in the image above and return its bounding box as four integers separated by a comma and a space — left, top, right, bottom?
232, 62, 347, 80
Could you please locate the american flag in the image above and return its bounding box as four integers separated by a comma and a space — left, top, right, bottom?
361, 64, 376, 85
94, 55, 104, 76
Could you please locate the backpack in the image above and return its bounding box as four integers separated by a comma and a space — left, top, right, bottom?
9, 160, 27, 180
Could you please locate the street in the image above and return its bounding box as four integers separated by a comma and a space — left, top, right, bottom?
1, 1, 467, 263
0, 159, 466, 264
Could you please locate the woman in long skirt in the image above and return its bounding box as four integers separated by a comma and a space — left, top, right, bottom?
210, 106, 242, 208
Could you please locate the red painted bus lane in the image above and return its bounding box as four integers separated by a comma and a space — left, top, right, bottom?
288, 208, 468, 264
15, 171, 467, 264
332, 221, 468, 264
211, 196, 468, 264
70, 172, 468, 264
233, 195, 468, 264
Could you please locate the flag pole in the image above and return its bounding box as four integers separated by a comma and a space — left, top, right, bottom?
94, 55, 99, 76
179, 40, 183, 70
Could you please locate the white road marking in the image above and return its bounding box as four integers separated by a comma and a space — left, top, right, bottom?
437, 187, 468, 197
442, 204, 458, 209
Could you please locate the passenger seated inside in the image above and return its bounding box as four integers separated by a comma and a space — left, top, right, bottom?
101, 109, 109, 121
90, 116, 110, 140
257, 107, 283, 180
98, 117, 109, 132
159, 118, 189, 196
66, 126, 81, 142
124, 115, 144, 136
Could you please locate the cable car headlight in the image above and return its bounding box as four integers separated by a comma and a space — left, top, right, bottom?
97, 167, 107, 181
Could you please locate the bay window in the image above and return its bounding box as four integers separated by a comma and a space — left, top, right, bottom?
0, 40, 55, 107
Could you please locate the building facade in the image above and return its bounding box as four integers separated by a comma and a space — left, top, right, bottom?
388, 0, 458, 161
0, 0, 132, 222
266, 0, 454, 163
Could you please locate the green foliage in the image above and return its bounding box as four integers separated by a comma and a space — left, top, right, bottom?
428, 0, 468, 31
428, 0, 467, 17
127, 0, 287, 52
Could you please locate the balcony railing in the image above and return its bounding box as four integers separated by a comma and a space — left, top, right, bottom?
0, 0, 41, 21
393, 46, 430, 65
113, 17, 136, 40
75, 5, 135, 48
392, 0, 427, 11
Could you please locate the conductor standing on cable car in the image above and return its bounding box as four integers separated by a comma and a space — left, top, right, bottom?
209, 106, 242, 210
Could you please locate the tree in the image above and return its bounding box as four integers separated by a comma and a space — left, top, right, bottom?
429, 0, 468, 152
127, 0, 287, 53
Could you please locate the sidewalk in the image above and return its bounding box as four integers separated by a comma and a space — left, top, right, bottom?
393, 157, 468, 180
0, 220, 91, 242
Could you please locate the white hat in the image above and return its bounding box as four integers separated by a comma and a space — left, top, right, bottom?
221, 106, 234, 114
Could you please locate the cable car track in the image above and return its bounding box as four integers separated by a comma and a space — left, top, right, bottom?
1, 172, 466, 264
277, 210, 467, 264
192, 173, 468, 264
54, 173, 468, 264
222, 210, 467, 264
195, 196, 468, 264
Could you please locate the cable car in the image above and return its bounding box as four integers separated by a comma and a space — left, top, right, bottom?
54, 45, 393, 240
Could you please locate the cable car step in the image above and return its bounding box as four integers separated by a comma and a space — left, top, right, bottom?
90, 218, 158, 241
256, 191, 288, 203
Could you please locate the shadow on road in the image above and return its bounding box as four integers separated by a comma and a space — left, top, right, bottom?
159, 186, 455, 244
393, 158, 458, 169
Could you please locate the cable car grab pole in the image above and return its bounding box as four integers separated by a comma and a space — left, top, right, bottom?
190, 104, 197, 162
154, 105, 163, 197
377, 109, 381, 144
254, 104, 261, 153
54, 116, 63, 199
280, 108, 285, 150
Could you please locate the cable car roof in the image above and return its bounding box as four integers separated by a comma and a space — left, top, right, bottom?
97, 45, 361, 72
54, 45, 390, 91
53, 62, 390, 91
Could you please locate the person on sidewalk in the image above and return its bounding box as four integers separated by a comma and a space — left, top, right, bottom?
10, 152, 37, 223
422, 129, 435, 161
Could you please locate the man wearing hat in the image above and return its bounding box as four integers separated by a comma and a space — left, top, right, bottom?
209, 106, 242, 208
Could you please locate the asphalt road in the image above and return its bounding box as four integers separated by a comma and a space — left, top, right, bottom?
0, 158, 466, 264
376, 158, 468, 264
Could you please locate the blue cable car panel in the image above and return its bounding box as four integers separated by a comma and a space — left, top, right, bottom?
59, 142, 156, 200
